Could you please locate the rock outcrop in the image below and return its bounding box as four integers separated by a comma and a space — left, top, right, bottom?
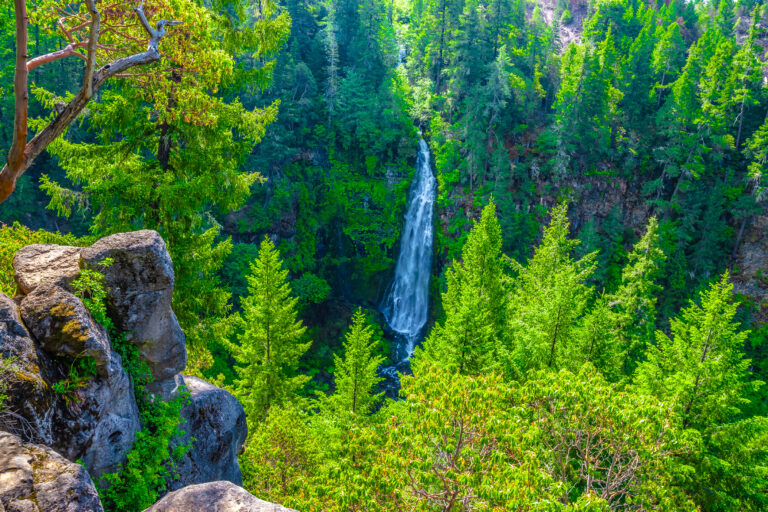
170, 376, 247, 490
12, 245, 82, 296
1, 229, 249, 505
143, 481, 297, 512
0, 431, 104, 512
1, 287, 140, 478
80, 231, 186, 392
19, 284, 113, 376
0, 293, 52, 443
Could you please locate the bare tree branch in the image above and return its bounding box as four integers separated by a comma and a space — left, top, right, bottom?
26, 42, 88, 71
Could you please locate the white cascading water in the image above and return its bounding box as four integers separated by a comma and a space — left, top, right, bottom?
380, 139, 436, 362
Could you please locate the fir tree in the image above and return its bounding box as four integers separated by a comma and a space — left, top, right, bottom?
505, 203, 597, 377
634, 272, 757, 430
230, 237, 311, 422
415, 200, 505, 375
610, 216, 664, 375
328, 308, 386, 417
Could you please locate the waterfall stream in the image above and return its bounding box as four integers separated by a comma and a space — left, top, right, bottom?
380, 139, 436, 363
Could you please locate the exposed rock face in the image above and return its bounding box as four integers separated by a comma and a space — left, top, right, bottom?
0, 293, 53, 444
19, 284, 112, 377
170, 376, 247, 490
0, 431, 104, 512
50, 352, 139, 478
2, 287, 140, 478
733, 214, 768, 323
80, 230, 186, 389
4, 229, 247, 495
12, 245, 81, 296
143, 481, 297, 512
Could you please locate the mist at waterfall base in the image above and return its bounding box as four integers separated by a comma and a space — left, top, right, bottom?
378, 139, 436, 395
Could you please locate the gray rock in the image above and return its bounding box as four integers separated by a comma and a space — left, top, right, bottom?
80, 230, 186, 385
0, 431, 103, 512
144, 482, 297, 512
4, 288, 140, 478
12, 245, 82, 295
0, 293, 54, 444
169, 376, 247, 490
53, 354, 140, 478
19, 285, 112, 377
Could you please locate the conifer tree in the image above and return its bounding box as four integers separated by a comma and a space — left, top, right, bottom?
415, 200, 505, 375
230, 237, 311, 422
573, 217, 663, 380
328, 308, 386, 417
634, 272, 757, 430
609, 216, 664, 375
505, 203, 596, 377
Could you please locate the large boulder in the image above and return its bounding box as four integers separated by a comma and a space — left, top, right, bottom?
19, 284, 112, 377
143, 481, 297, 512
49, 353, 140, 478
12, 245, 81, 296
0, 431, 104, 512
80, 230, 186, 389
2, 288, 140, 479
169, 376, 247, 490
5, 230, 248, 487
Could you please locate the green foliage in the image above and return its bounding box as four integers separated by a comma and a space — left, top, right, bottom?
326, 308, 385, 417
240, 404, 320, 504
51, 357, 97, 405
634, 273, 767, 511
505, 203, 597, 376
635, 273, 760, 430
71, 258, 114, 330
229, 238, 311, 423
416, 200, 505, 374
98, 331, 192, 512
69, 264, 192, 512
292, 273, 332, 312
0, 356, 17, 417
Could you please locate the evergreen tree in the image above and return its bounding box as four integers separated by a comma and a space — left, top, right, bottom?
328, 308, 386, 417
230, 238, 311, 422
415, 200, 505, 375
504, 203, 597, 377
634, 273, 757, 430
609, 216, 664, 375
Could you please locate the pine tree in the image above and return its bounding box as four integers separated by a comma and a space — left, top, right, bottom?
415, 200, 505, 375
609, 216, 664, 375
230, 237, 311, 422
634, 272, 757, 430
328, 308, 386, 417
505, 203, 597, 377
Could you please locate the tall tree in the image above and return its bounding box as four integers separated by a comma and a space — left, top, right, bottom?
230, 238, 311, 422
327, 308, 385, 417
415, 200, 505, 375
634, 272, 757, 430
0, 0, 189, 203
504, 203, 597, 377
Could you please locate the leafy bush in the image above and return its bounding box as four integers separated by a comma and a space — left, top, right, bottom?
51, 357, 97, 405
292, 273, 331, 311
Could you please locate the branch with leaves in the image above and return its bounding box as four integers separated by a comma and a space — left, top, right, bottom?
0, 0, 182, 204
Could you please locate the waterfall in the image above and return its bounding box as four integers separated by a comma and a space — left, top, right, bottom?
380, 139, 436, 362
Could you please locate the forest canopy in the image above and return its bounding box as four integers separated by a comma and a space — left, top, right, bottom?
1, 0, 767, 509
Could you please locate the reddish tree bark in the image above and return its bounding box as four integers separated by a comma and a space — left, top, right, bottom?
0, 0, 181, 204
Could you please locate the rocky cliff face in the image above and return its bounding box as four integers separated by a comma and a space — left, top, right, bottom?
0, 230, 289, 511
